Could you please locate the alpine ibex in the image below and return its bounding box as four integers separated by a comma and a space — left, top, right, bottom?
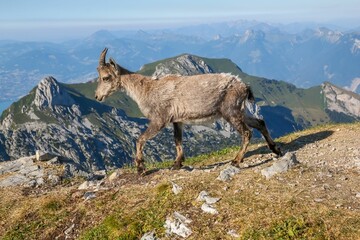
95, 48, 282, 174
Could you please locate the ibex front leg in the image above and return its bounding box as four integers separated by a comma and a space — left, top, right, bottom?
172, 122, 184, 170
135, 121, 165, 175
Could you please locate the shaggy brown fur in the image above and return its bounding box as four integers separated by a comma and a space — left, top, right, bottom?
95, 48, 282, 174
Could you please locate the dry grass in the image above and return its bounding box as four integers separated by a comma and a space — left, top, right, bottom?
0, 122, 359, 239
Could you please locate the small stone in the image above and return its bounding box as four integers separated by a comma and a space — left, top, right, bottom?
201, 203, 218, 214
108, 170, 122, 182
217, 165, 240, 182
92, 170, 107, 180
141, 231, 158, 240
48, 174, 60, 186
173, 211, 192, 224
227, 229, 240, 238
64, 223, 75, 235
36, 177, 44, 186
196, 191, 221, 204
83, 192, 96, 200
26, 179, 37, 188
35, 150, 58, 161
336, 203, 343, 208
164, 212, 192, 238
47, 157, 61, 165
356, 192, 360, 198
314, 198, 324, 203
171, 182, 182, 195
261, 152, 299, 179
71, 191, 83, 199
78, 180, 99, 190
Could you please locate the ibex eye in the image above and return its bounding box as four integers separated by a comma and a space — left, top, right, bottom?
103, 76, 110, 82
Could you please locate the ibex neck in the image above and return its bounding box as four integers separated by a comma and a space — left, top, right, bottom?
119, 73, 150, 107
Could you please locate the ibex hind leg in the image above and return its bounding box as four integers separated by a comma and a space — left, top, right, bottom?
135, 121, 165, 175
228, 117, 252, 167
244, 115, 282, 156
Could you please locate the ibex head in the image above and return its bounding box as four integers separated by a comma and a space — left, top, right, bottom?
95, 48, 122, 102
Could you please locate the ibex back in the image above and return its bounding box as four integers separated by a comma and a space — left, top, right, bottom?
95, 48, 282, 174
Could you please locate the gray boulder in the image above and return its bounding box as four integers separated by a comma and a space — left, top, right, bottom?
261, 152, 299, 179
217, 165, 240, 182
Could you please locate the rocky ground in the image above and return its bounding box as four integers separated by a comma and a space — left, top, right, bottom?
0, 122, 359, 239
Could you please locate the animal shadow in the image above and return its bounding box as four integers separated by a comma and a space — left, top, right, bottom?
280, 130, 334, 152
143, 130, 334, 175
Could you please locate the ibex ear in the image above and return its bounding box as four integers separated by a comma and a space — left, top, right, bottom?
109, 58, 121, 75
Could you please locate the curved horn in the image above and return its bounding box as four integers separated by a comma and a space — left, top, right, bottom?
99, 48, 108, 66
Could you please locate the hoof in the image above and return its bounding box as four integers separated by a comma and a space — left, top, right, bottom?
275, 147, 283, 157
171, 163, 183, 170
137, 165, 146, 176
270, 145, 283, 157
230, 161, 240, 168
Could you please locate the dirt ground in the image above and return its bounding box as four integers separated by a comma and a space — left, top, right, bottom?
0, 123, 359, 239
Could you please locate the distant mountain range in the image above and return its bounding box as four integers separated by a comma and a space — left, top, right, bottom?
0, 20, 359, 108
0, 54, 359, 171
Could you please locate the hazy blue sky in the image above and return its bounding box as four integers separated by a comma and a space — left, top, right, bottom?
1, 0, 359, 41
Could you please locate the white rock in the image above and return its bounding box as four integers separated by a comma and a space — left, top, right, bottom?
227, 229, 240, 238
201, 203, 218, 215
36, 177, 44, 186
48, 174, 60, 185
140, 231, 157, 240
261, 152, 299, 179
171, 181, 183, 195
78, 180, 100, 190
35, 150, 57, 161
64, 223, 75, 235
0, 174, 29, 187
173, 211, 192, 224
164, 211, 192, 238
217, 165, 240, 182
83, 192, 96, 200
108, 170, 121, 182
47, 157, 60, 165
196, 191, 221, 204
78, 181, 91, 190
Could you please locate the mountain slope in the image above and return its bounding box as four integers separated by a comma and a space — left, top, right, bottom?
0, 55, 359, 172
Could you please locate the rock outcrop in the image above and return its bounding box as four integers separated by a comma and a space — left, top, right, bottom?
322, 82, 360, 121
34, 76, 75, 110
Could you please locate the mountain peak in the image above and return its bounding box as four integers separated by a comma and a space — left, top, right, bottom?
34, 76, 75, 110
152, 54, 214, 78
85, 29, 117, 43
315, 27, 343, 43
322, 82, 360, 120
240, 29, 265, 43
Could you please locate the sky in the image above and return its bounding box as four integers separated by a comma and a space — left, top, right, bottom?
1, 0, 359, 41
